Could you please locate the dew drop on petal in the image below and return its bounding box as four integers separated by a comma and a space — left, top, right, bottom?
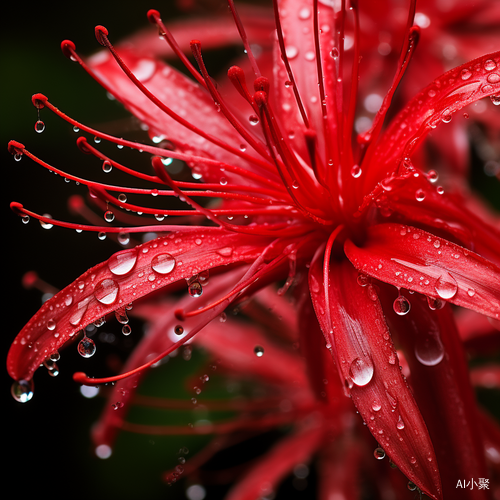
372, 401, 382, 411
434, 272, 458, 300
94, 279, 119, 305
78, 336, 96, 358
151, 253, 176, 274
11, 379, 34, 403
393, 294, 411, 316
108, 248, 138, 276
396, 416, 405, 430
349, 357, 374, 386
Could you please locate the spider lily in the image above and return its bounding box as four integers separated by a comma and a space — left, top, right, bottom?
6, 0, 500, 499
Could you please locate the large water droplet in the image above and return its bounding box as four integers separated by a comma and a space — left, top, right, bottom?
434, 272, 458, 300
151, 253, 176, 274
94, 278, 119, 305
78, 336, 96, 358
69, 297, 91, 326
104, 210, 115, 222
415, 329, 444, 366
108, 248, 138, 276
349, 357, 374, 386
393, 294, 411, 315
11, 379, 34, 403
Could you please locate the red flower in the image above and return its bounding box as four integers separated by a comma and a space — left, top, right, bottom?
7, 1, 500, 499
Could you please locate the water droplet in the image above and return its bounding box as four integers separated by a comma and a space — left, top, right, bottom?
94, 278, 119, 305
188, 280, 203, 297
349, 357, 374, 386
118, 193, 127, 203
467, 288, 476, 297
46, 319, 56, 331
427, 295, 445, 310
34, 120, 45, 133
11, 379, 34, 403
69, 297, 91, 326
441, 113, 452, 124
108, 248, 138, 276
115, 307, 129, 325
121, 324, 132, 336
174, 325, 184, 335
151, 253, 176, 274
484, 59, 497, 71
351, 165, 362, 178
415, 328, 444, 366
330, 47, 339, 59
285, 46, 298, 59
487, 73, 500, 84
490, 95, 500, 106
78, 336, 96, 358
460, 68, 472, 80
396, 416, 405, 430
393, 294, 411, 316
102, 160, 113, 173
372, 401, 382, 411
374, 447, 386, 460
104, 210, 115, 223
407, 481, 417, 491
434, 272, 458, 300
254, 345, 264, 357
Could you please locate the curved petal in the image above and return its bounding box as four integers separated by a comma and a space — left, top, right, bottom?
7, 228, 279, 382
382, 295, 490, 500
344, 222, 500, 320
308, 255, 442, 500
365, 51, 500, 192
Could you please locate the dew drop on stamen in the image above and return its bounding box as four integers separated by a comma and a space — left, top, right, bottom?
373, 447, 385, 460
11, 379, 34, 403
102, 160, 113, 173
78, 336, 96, 358
104, 210, 115, 223
34, 120, 45, 133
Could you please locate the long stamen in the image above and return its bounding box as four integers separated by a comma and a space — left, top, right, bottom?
271, 0, 310, 129
146, 9, 207, 88
152, 157, 309, 237
227, 0, 261, 78
189, 40, 273, 162
61, 38, 274, 173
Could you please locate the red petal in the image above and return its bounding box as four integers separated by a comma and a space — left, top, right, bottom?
7, 229, 277, 382
224, 418, 326, 500
308, 255, 442, 500
383, 295, 490, 500
344, 222, 500, 320
365, 51, 500, 191
88, 48, 268, 184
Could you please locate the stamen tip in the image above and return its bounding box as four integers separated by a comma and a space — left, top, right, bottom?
174, 309, 185, 321
32, 93, 47, 109
22, 271, 39, 289
76, 136, 91, 154
95, 25, 109, 46
61, 40, 76, 59
8, 140, 25, 155
147, 9, 160, 24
